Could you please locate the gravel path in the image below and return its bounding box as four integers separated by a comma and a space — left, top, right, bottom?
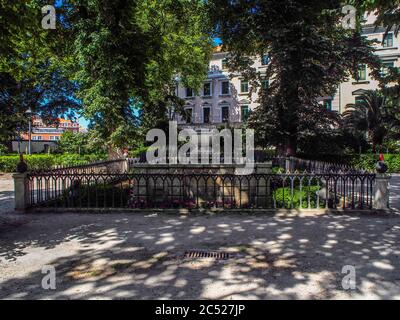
0, 174, 399, 300
389, 174, 400, 211
0, 174, 30, 229
0, 174, 14, 215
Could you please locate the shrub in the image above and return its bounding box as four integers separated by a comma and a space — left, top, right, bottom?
273, 185, 323, 208
350, 154, 400, 173
0, 153, 106, 172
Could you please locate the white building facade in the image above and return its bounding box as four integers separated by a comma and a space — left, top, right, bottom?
175, 49, 269, 131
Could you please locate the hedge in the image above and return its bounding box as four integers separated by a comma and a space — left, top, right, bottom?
273, 185, 323, 208
350, 154, 400, 173
0, 154, 106, 172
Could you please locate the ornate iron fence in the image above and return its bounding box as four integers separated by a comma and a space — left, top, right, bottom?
26, 172, 375, 210
272, 156, 358, 173
30, 158, 127, 175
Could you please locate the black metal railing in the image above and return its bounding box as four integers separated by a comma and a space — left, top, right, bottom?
30, 158, 128, 175
272, 156, 358, 173
128, 153, 356, 173
26, 172, 375, 210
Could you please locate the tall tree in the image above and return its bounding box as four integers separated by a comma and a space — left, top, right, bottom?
209, 0, 380, 155
65, 0, 212, 153
1, 0, 212, 154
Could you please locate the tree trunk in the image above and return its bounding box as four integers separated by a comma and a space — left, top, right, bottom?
284, 137, 297, 157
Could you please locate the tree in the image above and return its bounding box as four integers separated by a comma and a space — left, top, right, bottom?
64, 0, 212, 154
58, 130, 107, 155
0, 62, 80, 152
209, 0, 381, 155
1, 0, 212, 155
343, 90, 400, 153
0, 1, 79, 151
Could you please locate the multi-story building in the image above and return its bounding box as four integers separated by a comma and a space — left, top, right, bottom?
175, 46, 268, 131
20, 117, 80, 142
332, 14, 400, 113
175, 13, 399, 129
13, 117, 81, 153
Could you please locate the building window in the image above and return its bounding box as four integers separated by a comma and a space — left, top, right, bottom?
222, 58, 228, 70
221, 81, 230, 95
50, 136, 55, 140
383, 33, 394, 48
261, 78, 269, 90
355, 96, 364, 107
203, 107, 210, 123
381, 61, 395, 76
221, 106, 229, 123
240, 80, 249, 93
241, 105, 249, 122
54, 136, 60, 140
323, 99, 332, 111
186, 87, 194, 97
261, 54, 269, 66
357, 64, 367, 81
185, 108, 193, 123
203, 82, 212, 96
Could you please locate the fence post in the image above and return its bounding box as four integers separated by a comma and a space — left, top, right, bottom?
13, 172, 28, 211
123, 158, 129, 173
373, 173, 390, 210
285, 157, 290, 172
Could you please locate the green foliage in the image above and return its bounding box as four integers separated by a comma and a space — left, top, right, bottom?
0, 0, 79, 151
0, 144, 7, 155
68, 0, 212, 147
129, 146, 149, 158
210, 0, 380, 155
0, 154, 106, 172
271, 167, 285, 174
343, 90, 400, 153
350, 153, 400, 173
273, 185, 323, 208
57, 131, 107, 156
1, 0, 212, 152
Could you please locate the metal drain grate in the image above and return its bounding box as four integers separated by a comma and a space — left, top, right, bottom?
183, 250, 230, 260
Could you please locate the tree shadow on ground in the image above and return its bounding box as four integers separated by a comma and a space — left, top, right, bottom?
0, 212, 399, 299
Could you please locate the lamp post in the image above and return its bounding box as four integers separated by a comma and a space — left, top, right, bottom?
25, 108, 33, 155
17, 126, 21, 154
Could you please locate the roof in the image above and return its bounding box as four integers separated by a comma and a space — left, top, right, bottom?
213, 45, 224, 53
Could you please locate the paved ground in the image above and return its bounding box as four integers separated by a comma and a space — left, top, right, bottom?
0, 174, 14, 215
389, 174, 400, 211
0, 174, 399, 300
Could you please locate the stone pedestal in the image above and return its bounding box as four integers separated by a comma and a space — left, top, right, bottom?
13, 172, 28, 211
130, 163, 272, 207
374, 173, 390, 210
